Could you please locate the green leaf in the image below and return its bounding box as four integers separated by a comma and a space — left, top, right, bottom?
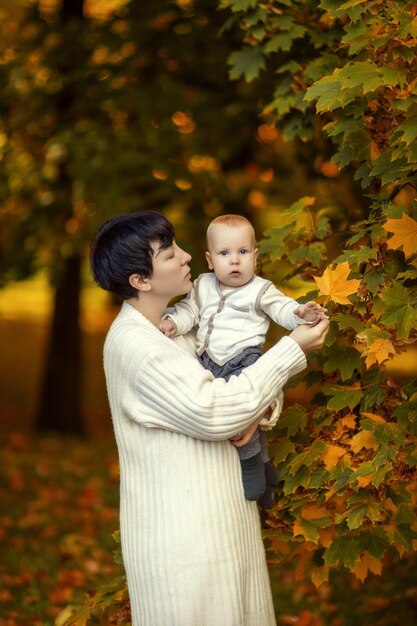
363, 270, 385, 294
304, 72, 345, 112
374, 281, 417, 339
359, 527, 389, 559
264, 24, 306, 53
393, 525, 417, 552
322, 384, 363, 411
270, 438, 296, 464
395, 116, 417, 146
323, 344, 361, 381
287, 439, 327, 475
277, 404, 308, 437
324, 533, 361, 570
282, 465, 312, 494
333, 313, 365, 333
362, 419, 408, 446
289, 241, 326, 265
339, 61, 384, 93
64, 606, 92, 626
221, 0, 258, 11
335, 246, 378, 265
228, 46, 266, 82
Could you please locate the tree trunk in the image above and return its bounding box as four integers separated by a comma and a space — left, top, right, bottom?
36, 254, 84, 435
36, 0, 85, 434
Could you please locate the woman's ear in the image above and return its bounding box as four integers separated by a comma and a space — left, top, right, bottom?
205, 251, 214, 270
129, 273, 152, 292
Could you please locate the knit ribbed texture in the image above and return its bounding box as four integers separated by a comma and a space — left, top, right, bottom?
104, 302, 306, 626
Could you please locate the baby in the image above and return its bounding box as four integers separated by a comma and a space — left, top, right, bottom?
159, 214, 327, 508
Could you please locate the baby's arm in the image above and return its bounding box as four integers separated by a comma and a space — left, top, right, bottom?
159, 318, 178, 337
294, 301, 328, 324
159, 277, 201, 337
260, 284, 327, 330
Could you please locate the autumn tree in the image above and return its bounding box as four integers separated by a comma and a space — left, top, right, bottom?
0, 0, 293, 434
222, 0, 417, 585
57, 1, 417, 622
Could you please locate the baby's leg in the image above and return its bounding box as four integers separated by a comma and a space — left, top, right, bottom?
258, 431, 278, 509
237, 430, 266, 500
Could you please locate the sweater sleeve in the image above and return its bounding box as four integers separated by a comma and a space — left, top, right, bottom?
259, 284, 307, 331
106, 322, 306, 441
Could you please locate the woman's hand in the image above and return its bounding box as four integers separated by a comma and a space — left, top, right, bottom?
230, 415, 264, 448
289, 317, 330, 353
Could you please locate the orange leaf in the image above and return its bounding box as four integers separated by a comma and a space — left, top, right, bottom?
318, 527, 334, 548
364, 337, 396, 367
300, 503, 329, 520
383, 214, 417, 258
313, 262, 361, 305
341, 413, 357, 429
357, 474, 373, 487
353, 551, 382, 582
321, 444, 347, 469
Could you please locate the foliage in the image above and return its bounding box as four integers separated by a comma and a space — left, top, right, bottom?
221, 0, 417, 585
222, 0, 417, 193
0, 430, 121, 626
2, 426, 417, 626
0, 0, 283, 287
259, 197, 417, 586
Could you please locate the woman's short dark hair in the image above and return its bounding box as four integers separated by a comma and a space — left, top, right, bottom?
90, 211, 175, 300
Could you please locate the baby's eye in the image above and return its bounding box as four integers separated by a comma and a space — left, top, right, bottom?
240, 249, 249, 254
219, 250, 229, 256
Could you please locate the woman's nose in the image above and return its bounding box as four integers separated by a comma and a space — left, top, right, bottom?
180, 248, 192, 263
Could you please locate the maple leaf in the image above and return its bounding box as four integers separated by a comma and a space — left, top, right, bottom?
365, 337, 396, 367
313, 261, 361, 305
383, 214, 417, 259
321, 444, 347, 470
353, 551, 382, 582
350, 430, 378, 453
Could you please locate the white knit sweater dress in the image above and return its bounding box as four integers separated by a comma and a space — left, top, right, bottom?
103, 301, 306, 626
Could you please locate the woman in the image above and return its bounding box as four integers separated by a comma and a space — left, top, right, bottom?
91, 211, 329, 626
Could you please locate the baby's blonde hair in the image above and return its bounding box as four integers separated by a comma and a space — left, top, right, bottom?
206, 214, 256, 248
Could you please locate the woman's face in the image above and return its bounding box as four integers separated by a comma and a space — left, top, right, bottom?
148, 240, 192, 298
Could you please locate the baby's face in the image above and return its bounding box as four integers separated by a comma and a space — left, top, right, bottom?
205, 223, 258, 288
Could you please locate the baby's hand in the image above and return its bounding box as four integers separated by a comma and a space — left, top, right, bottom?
294, 301, 328, 324
159, 318, 178, 337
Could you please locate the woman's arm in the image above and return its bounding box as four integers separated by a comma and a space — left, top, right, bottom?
105, 317, 328, 441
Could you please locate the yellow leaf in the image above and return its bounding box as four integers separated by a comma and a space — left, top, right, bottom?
361, 412, 386, 423
350, 430, 378, 453
313, 261, 361, 305
310, 565, 329, 588
353, 551, 382, 582
341, 413, 357, 429
364, 337, 396, 367
321, 444, 347, 469
383, 214, 417, 259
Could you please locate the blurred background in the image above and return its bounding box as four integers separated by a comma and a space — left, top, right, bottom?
1, 1, 416, 625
